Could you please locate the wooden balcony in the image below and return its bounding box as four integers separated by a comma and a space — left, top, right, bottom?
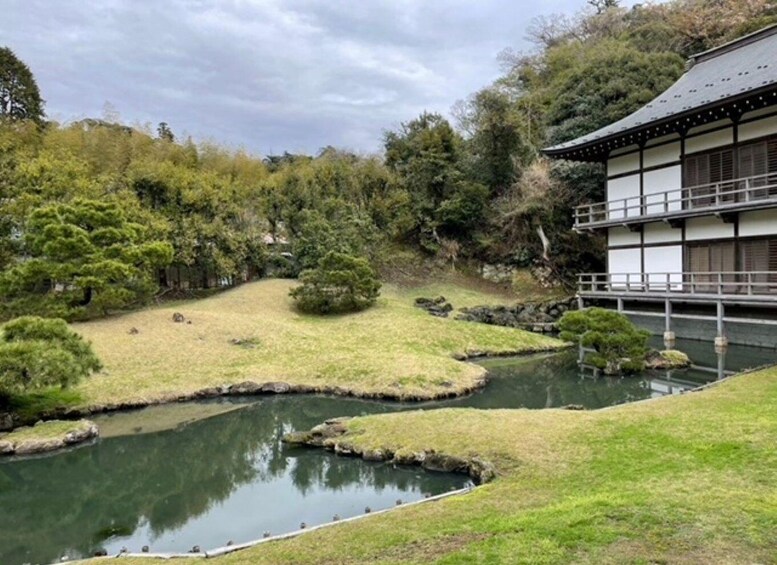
578, 271, 777, 306
574, 173, 777, 231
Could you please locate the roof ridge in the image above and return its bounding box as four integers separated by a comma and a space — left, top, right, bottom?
690, 24, 777, 67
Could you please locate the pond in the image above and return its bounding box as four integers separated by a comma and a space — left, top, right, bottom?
0, 339, 772, 565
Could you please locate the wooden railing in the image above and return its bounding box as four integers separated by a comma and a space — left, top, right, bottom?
574, 172, 777, 228
578, 272, 777, 296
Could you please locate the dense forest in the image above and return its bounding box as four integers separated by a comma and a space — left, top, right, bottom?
1, 0, 775, 320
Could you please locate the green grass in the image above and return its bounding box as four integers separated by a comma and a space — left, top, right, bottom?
64, 279, 563, 408
3, 388, 85, 420
92, 365, 777, 564
1, 419, 92, 444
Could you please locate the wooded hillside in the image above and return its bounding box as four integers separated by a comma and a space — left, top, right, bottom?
0, 0, 774, 319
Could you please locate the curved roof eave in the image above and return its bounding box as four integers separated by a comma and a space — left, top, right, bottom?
542, 25, 777, 162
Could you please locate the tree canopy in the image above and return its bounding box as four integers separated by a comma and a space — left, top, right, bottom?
0, 47, 44, 124
0, 316, 101, 395
0, 0, 773, 320
0, 199, 173, 320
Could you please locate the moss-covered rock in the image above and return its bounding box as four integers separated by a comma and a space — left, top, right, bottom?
645, 349, 691, 370
0, 419, 98, 456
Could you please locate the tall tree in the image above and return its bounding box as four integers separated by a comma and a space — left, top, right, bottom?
157, 122, 175, 142
588, 0, 620, 15
0, 47, 45, 124
457, 87, 532, 195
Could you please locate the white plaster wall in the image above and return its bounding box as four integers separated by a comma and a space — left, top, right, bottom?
644, 245, 683, 290
739, 115, 777, 142
643, 165, 682, 214
608, 248, 642, 288
739, 209, 777, 237
645, 133, 680, 148
607, 152, 640, 177
685, 217, 735, 241
643, 222, 681, 244
607, 174, 640, 219
608, 226, 641, 247
687, 119, 732, 136
643, 142, 681, 168
609, 144, 640, 157
741, 107, 777, 121
685, 127, 733, 154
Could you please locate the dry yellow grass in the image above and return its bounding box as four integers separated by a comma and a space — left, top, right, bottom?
72, 279, 564, 406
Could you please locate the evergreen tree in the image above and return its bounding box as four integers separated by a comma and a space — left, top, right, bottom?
0, 199, 173, 320
0, 47, 45, 124
0, 316, 101, 395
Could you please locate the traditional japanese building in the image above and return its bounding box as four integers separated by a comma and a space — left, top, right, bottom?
543, 25, 777, 347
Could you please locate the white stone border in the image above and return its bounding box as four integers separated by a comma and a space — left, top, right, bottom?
66, 486, 476, 563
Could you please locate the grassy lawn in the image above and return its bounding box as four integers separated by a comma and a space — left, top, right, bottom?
90, 364, 777, 564
67, 279, 563, 407
1, 419, 92, 443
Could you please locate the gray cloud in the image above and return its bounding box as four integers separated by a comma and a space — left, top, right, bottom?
3, 0, 599, 155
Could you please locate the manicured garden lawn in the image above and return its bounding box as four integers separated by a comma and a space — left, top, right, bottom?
70, 279, 563, 407
86, 363, 777, 564
56, 278, 777, 563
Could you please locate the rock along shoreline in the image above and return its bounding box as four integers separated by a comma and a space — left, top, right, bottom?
0, 419, 99, 457
283, 416, 498, 484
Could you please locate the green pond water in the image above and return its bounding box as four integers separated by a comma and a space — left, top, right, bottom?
0, 339, 772, 565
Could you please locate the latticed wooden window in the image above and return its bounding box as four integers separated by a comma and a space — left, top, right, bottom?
685, 241, 735, 291
684, 149, 734, 207
739, 238, 777, 291
685, 238, 777, 294
738, 141, 770, 199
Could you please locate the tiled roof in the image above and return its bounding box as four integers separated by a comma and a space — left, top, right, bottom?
543, 25, 777, 160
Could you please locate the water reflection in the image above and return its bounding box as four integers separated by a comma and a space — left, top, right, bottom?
0, 338, 773, 565
0, 397, 467, 565
472, 338, 773, 409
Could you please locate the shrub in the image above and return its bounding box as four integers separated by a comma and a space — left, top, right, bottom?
558, 307, 650, 374
0, 316, 101, 395
290, 252, 381, 314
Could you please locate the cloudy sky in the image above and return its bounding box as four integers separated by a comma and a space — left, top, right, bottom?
4, 0, 615, 155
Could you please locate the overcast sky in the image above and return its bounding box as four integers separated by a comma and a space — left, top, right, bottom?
4, 0, 622, 156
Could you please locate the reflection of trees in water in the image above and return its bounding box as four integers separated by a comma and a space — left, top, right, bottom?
0, 395, 453, 565
1, 350, 677, 565
459, 352, 652, 410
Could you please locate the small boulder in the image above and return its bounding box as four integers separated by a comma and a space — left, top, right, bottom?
645, 349, 692, 370
0, 413, 13, 431
603, 359, 623, 376
362, 448, 386, 461
260, 381, 291, 394
14, 437, 64, 455
0, 440, 13, 454
414, 296, 454, 318
229, 381, 262, 395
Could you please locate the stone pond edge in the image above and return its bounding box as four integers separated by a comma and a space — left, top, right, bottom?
282, 416, 498, 484
0, 420, 99, 457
